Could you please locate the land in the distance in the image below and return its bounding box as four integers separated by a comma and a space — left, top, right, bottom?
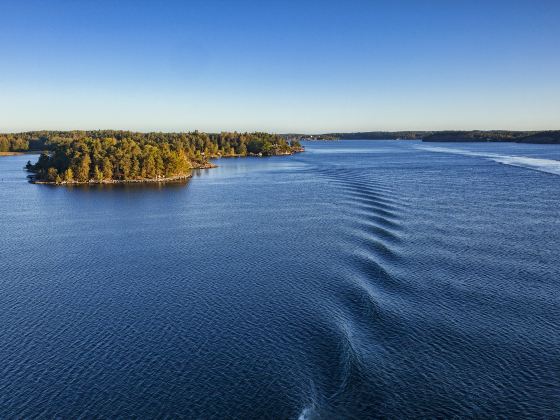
0, 151, 24, 156
0, 131, 303, 185
287, 130, 560, 143
3, 129, 559, 185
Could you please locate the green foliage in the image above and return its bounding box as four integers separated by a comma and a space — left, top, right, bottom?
102, 157, 113, 180
64, 168, 74, 182
94, 165, 103, 182
290, 139, 303, 149
0, 135, 30, 152
421, 131, 536, 142
46, 167, 58, 182
22, 130, 303, 183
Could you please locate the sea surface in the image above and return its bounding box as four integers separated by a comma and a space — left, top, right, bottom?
1, 140, 559, 418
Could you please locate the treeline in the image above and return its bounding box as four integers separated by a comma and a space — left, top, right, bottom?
299, 134, 339, 141
285, 130, 560, 143
329, 131, 430, 140
421, 131, 535, 142
0, 132, 53, 152
286, 131, 431, 140
19, 131, 303, 184
0, 135, 34, 152
499, 130, 560, 144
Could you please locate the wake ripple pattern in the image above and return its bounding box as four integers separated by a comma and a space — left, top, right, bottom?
298, 165, 413, 416
313, 166, 407, 265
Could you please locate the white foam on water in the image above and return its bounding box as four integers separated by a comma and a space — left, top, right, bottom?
489, 155, 560, 176
298, 405, 315, 420
417, 145, 560, 176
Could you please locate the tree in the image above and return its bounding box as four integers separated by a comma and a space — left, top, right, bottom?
102, 157, 113, 180
47, 167, 58, 182
76, 153, 91, 182
0, 137, 9, 152
94, 165, 103, 182
64, 168, 74, 182
291, 140, 302, 149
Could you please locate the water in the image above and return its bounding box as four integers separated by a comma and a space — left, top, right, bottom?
1, 140, 559, 418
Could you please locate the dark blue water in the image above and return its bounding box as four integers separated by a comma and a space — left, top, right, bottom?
1, 141, 559, 418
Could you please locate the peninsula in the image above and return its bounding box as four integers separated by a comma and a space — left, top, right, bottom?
0, 130, 303, 185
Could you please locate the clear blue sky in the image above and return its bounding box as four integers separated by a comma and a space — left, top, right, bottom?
1, 0, 559, 133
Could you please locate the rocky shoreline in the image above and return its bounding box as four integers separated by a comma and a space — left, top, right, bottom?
30, 173, 193, 185
29, 162, 217, 185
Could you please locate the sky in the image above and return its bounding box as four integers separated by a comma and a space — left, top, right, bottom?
0, 0, 559, 133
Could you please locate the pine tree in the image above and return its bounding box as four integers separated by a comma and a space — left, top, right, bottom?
102, 157, 113, 180
77, 153, 91, 182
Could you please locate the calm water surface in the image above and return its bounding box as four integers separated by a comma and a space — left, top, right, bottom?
1, 141, 559, 418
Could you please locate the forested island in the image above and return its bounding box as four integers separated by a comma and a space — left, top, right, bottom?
324, 131, 428, 140
422, 130, 560, 143
0, 131, 303, 184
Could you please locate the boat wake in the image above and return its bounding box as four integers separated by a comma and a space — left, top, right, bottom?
296, 165, 411, 414
417, 145, 560, 176
298, 405, 315, 420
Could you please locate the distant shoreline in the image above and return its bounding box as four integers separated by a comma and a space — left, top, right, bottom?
0, 151, 24, 156
292, 130, 560, 144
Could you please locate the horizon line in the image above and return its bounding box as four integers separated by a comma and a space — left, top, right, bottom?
1, 128, 559, 135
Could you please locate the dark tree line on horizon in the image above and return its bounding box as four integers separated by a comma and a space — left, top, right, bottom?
8, 130, 303, 183
292, 130, 560, 143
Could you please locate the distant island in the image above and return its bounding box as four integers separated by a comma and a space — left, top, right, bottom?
0, 131, 303, 185
284, 130, 560, 143
421, 130, 560, 143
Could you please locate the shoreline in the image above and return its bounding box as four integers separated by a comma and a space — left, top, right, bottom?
29, 162, 217, 185
210, 149, 305, 158
26, 148, 303, 185
30, 173, 195, 185
0, 151, 24, 156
